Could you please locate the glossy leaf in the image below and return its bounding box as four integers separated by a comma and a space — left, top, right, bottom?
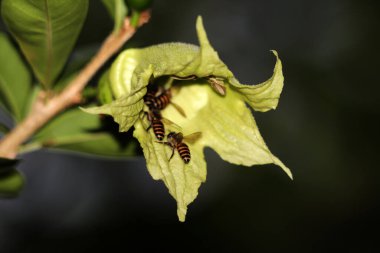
0, 32, 31, 121
1, 0, 89, 89
49, 133, 138, 157
0, 158, 24, 197
102, 0, 128, 32
0, 170, 24, 197
31, 108, 137, 157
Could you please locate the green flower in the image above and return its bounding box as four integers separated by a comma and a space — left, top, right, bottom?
83, 16, 292, 221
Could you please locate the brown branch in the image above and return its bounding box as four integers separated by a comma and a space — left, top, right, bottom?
0, 11, 151, 159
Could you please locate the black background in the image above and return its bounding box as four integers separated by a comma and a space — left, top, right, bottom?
1, 0, 380, 252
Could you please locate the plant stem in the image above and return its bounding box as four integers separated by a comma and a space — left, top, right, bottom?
130, 11, 141, 28
0, 11, 150, 159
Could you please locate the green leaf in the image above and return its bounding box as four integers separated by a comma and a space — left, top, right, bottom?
0, 157, 24, 197
102, 0, 128, 33
1, 0, 89, 89
0, 170, 24, 197
0, 32, 31, 121
47, 133, 138, 157
30, 108, 137, 157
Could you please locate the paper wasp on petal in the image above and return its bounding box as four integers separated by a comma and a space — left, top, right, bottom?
144, 86, 186, 117
144, 109, 165, 141
156, 131, 202, 164
143, 109, 178, 141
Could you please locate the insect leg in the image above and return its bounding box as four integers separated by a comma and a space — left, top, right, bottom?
155, 141, 170, 145
168, 147, 175, 161
155, 141, 175, 161
142, 111, 152, 130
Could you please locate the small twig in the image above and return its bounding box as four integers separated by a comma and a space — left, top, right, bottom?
0, 11, 151, 159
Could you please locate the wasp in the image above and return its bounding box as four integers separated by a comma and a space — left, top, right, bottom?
143, 108, 178, 141
145, 109, 165, 141
157, 131, 202, 164
144, 86, 186, 117
144, 86, 170, 110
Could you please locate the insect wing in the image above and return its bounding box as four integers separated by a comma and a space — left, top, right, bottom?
183, 132, 202, 143
170, 102, 187, 118
155, 86, 167, 96
161, 117, 182, 131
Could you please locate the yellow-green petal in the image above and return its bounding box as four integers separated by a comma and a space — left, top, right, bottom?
134, 82, 291, 221
228, 50, 284, 112
97, 69, 114, 105
81, 88, 146, 132
133, 120, 206, 222
83, 15, 291, 222
163, 84, 292, 179
98, 16, 232, 101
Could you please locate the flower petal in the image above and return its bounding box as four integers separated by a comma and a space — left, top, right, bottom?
133, 120, 206, 222
81, 88, 145, 132
188, 16, 233, 78
82, 16, 291, 223
163, 83, 292, 179
97, 16, 233, 101
229, 50, 284, 112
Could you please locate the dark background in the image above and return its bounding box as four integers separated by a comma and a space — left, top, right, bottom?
1, 0, 380, 252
